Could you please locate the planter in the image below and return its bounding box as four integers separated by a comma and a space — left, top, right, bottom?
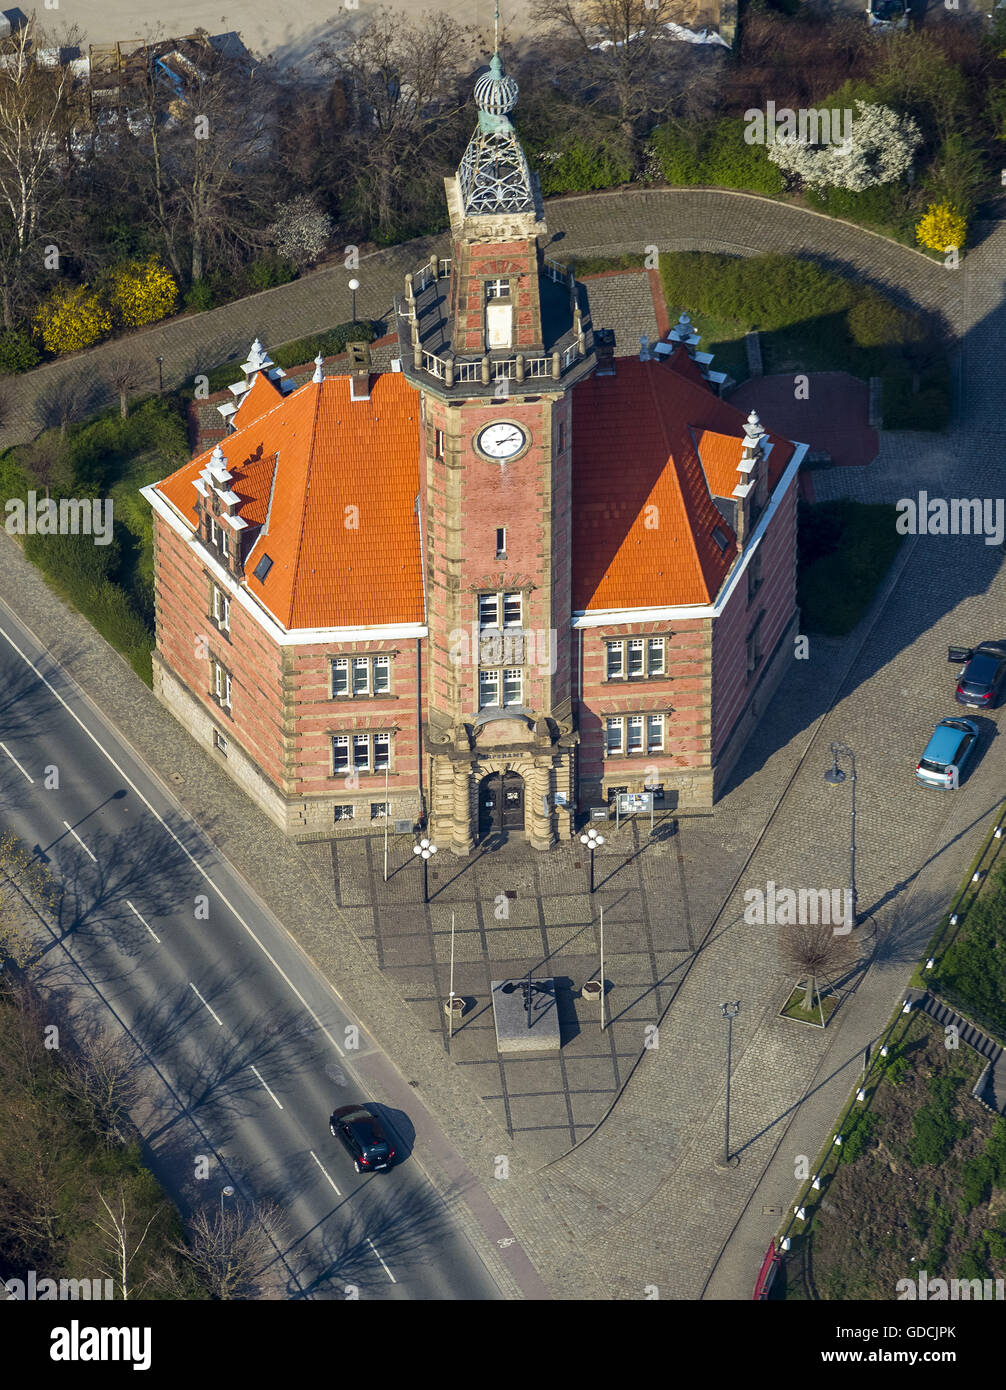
444, 994, 465, 1019
581, 979, 602, 1001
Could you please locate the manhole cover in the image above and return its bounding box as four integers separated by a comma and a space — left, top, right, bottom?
171, 773, 183, 783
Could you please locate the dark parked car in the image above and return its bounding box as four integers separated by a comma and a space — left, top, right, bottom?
952, 642, 1006, 709
915, 717, 980, 789
330, 1104, 395, 1173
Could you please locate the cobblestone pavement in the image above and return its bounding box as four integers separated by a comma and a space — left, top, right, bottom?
0, 188, 963, 450
0, 196, 999, 1300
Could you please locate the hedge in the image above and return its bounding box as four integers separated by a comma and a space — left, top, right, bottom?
649, 117, 785, 197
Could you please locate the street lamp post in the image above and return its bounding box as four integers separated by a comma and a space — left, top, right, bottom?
716, 1002, 740, 1169
413, 836, 437, 903
348, 278, 360, 324
579, 826, 604, 894
156, 355, 164, 392
220, 1184, 235, 1218
824, 742, 858, 931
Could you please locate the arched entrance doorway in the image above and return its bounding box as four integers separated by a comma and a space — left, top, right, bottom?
478, 771, 525, 838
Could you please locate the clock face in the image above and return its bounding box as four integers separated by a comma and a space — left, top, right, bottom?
476, 421, 528, 460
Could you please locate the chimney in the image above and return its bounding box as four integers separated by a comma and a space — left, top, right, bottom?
594, 328, 615, 376
732, 409, 766, 548
347, 340, 371, 401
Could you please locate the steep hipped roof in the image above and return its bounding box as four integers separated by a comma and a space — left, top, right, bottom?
154, 372, 423, 630
571, 353, 794, 611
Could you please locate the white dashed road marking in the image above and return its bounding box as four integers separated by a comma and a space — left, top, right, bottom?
309, 1149, 342, 1196
189, 982, 224, 1026
127, 900, 161, 944
63, 820, 97, 862
250, 1066, 284, 1109
0, 742, 33, 783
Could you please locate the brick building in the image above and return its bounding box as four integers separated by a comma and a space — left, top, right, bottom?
143, 45, 807, 851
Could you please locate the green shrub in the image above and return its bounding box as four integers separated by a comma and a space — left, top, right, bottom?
25, 528, 120, 591
932, 875, 1006, 1035
660, 251, 853, 333
847, 292, 925, 350
909, 1074, 968, 1166
839, 1108, 880, 1164
0, 328, 41, 374
959, 1155, 994, 1215
531, 135, 633, 195
805, 182, 916, 240
649, 118, 784, 196
241, 254, 298, 293
798, 500, 904, 635
183, 279, 216, 313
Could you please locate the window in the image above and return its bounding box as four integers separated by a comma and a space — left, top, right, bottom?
647, 715, 664, 752
503, 593, 522, 627
371, 802, 390, 820
479, 591, 521, 629
434, 428, 445, 460
211, 585, 230, 632
627, 715, 643, 753
486, 278, 510, 299
605, 713, 663, 755
557, 420, 565, 454
253, 553, 273, 583
496, 527, 506, 558
334, 805, 355, 822
605, 636, 665, 680
479, 669, 500, 708
211, 659, 232, 710
331, 654, 392, 698
333, 732, 391, 774
333, 735, 350, 773
502, 669, 522, 707
748, 547, 763, 602
712, 526, 730, 553
605, 717, 623, 755
747, 614, 765, 675
213, 729, 227, 755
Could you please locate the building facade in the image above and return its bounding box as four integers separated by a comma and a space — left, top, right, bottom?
143, 46, 807, 852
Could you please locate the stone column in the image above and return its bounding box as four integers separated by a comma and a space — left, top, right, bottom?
450, 765, 474, 855
526, 760, 556, 851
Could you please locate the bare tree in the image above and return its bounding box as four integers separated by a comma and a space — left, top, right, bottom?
0, 829, 59, 969
93, 1185, 163, 1299
104, 352, 149, 419
170, 1200, 284, 1300
781, 919, 859, 1018
21, 434, 70, 498
0, 20, 84, 328
535, 0, 689, 153
38, 374, 93, 439
59, 1030, 143, 1147
314, 10, 474, 242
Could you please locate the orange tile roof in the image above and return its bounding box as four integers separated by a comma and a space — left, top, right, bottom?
154, 373, 423, 630
571, 356, 794, 611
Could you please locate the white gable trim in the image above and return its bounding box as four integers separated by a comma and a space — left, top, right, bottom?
571, 441, 807, 628
142, 484, 428, 647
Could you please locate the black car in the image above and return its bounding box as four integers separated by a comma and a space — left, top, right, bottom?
330, 1104, 395, 1173
953, 642, 1006, 709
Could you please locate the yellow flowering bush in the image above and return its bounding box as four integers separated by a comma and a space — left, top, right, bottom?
33, 285, 112, 355
107, 257, 178, 328
916, 203, 967, 255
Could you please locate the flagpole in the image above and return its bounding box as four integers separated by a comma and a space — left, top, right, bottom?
449, 911, 456, 1042
600, 904, 605, 1032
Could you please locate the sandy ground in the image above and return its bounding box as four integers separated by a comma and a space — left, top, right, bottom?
47, 1, 538, 67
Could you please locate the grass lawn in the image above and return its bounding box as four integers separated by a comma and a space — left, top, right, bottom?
779, 1012, 1006, 1300
798, 498, 905, 636
780, 986, 842, 1026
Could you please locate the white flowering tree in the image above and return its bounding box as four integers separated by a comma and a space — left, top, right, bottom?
768, 100, 922, 192
268, 195, 333, 266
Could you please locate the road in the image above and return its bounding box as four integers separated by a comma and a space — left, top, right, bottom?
0, 594, 502, 1301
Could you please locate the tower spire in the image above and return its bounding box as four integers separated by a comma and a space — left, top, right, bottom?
494, 0, 500, 54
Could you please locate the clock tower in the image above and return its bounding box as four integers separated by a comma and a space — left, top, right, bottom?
396, 37, 596, 853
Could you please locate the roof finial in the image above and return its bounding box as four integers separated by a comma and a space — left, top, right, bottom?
494, 0, 500, 54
